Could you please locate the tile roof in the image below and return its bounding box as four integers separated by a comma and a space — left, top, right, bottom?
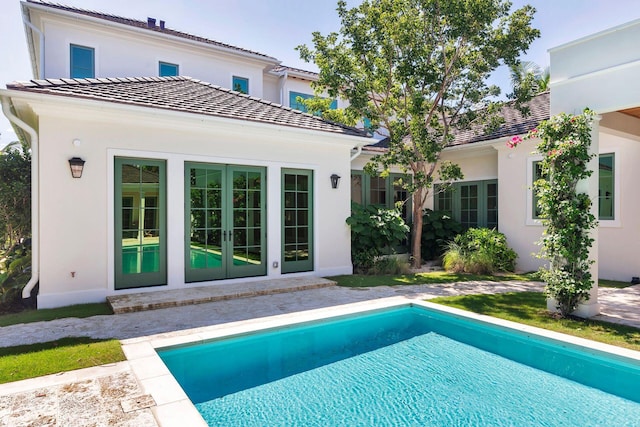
365, 92, 550, 151
6, 76, 369, 137
24, 0, 278, 63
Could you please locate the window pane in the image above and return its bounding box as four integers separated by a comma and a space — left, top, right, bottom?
159, 62, 179, 77
70, 45, 94, 78
351, 174, 363, 204
232, 76, 249, 94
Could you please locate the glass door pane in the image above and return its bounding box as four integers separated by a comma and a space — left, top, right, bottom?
282, 169, 313, 273
115, 158, 166, 289
185, 164, 226, 282
228, 167, 266, 278
459, 183, 479, 229
185, 163, 266, 282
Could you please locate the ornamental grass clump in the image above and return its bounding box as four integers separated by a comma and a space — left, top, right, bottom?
443, 228, 517, 275
525, 109, 598, 317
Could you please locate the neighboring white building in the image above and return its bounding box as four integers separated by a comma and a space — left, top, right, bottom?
3, 0, 640, 313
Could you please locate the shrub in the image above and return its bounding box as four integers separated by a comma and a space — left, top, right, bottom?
421, 209, 463, 261
370, 256, 411, 275
346, 203, 410, 273
442, 228, 517, 274
0, 240, 31, 312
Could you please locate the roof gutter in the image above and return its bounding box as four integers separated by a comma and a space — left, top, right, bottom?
1, 95, 39, 300
22, 8, 45, 79
350, 143, 365, 161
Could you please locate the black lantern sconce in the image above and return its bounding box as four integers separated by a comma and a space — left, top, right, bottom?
68, 157, 85, 179
330, 173, 341, 189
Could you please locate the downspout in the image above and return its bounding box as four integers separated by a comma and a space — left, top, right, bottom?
1, 96, 39, 299
279, 70, 288, 105
22, 12, 45, 79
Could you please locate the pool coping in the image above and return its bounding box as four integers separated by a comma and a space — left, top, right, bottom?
121, 296, 640, 427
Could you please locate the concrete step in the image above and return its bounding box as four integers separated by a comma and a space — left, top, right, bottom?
106, 277, 336, 314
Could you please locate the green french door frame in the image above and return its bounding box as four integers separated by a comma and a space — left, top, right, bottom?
282, 169, 313, 273
115, 158, 167, 290
185, 163, 266, 282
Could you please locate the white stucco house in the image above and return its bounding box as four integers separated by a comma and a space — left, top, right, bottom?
2, 1, 640, 315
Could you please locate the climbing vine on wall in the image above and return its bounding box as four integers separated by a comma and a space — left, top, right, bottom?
525, 109, 598, 317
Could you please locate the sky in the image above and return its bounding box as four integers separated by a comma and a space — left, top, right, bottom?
1, 0, 640, 148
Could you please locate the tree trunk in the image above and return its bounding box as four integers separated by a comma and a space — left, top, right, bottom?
411, 188, 424, 269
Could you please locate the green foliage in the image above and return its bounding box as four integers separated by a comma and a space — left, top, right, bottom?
0, 142, 31, 251
0, 240, 31, 311
421, 209, 463, 260
443, 228, 517, 274
527, 110, 598, 317
297, 0, 539, 267
346, 203, 410, 272
369, 256, 411, 275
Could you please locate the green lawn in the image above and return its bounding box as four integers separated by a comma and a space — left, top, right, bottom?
0, 337, 125, 384
0, 303, 112, 327
430, 292, 640, 352
330, 271, 538, 287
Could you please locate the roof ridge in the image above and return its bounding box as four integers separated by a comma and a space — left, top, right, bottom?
25, 0, 279, 62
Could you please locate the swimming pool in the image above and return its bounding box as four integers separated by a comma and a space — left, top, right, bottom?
154, 301, 640, 426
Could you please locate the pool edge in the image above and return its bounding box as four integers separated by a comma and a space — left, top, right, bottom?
121, 296, 640, 427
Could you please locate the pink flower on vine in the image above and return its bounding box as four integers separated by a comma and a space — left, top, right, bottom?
548, 148, 562, 158
506, 135, 522, 148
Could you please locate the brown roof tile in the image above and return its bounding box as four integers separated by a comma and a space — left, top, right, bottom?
6, 76, 369, 137
25, 0, 279, 63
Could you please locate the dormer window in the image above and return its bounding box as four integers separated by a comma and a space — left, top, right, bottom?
70, 44, 95, 78
232, 76, 249, 94
159, 62, 179, 77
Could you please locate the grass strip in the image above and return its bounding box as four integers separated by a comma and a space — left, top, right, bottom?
0, 337, 125, 384
330, 271, 538, 287
430, 292, 640, 352
0, 303, 112, 327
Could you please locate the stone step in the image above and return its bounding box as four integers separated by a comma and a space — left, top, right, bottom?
107, 277, 336, 314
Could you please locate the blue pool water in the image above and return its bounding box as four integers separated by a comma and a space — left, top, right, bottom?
158, 306, 640, 426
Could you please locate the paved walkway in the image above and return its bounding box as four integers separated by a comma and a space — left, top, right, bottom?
1, 281, 638, 426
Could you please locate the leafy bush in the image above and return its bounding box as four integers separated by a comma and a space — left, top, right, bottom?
525, 110, 598, 317
346, 203, 410, 273
421, 209, 463, 261
370, 256, 411, 275
443, 228, 517, 274
0, 240, 31, 312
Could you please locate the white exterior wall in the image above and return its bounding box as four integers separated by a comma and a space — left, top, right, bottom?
25, 99, 356, 308
550, 18, 640, 286
598, 127, 640, 281
550, 18, 640, 115
32, 11, 274, 99
494, 138, 545, 273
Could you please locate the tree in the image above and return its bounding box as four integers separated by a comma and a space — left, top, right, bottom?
298, 0, 539, 267
0, 141, 31, 252
510, 60, 549, 98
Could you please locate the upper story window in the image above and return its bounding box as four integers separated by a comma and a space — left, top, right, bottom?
232, 76, 249, 94
289, 91, 337, 113
159, 62, 179, 77
70, 44, 95, 78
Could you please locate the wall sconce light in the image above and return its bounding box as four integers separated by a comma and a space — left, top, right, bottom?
330, 173, 341, 189
68, 157, 85, 178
